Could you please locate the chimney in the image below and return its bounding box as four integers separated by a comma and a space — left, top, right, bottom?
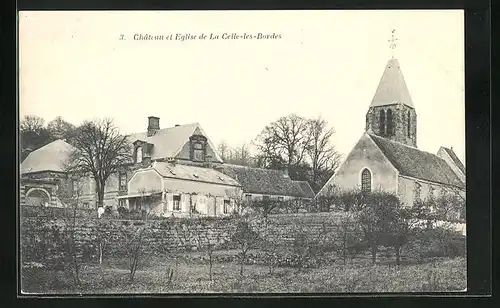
147, 116, 160, 137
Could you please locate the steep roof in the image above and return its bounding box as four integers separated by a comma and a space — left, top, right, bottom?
370, 59, 414, 108
127, 123, 223, 162
21, 139, 75, 174
152, 161, 240, 187
442, 147, 466, 175
215, 164, 315, 198
368, 133, 464, 188
293, 180, 316, 199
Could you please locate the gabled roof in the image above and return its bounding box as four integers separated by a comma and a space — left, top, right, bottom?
293, 180, 316, 199
368, 133, 464, 188
21, 139, 75, 174
370, 59, 414, 108
215, 164, 314, 199
442, 147, 466, 175
152, 161, 240, 187
126, 123, 223, 162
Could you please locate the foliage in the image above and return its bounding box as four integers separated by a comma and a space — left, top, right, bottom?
20, 115, 55, 161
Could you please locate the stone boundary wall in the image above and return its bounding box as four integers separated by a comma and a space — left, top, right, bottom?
20, 212, 354, 263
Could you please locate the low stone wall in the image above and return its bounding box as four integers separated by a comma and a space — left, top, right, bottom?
20, 212, 355, 264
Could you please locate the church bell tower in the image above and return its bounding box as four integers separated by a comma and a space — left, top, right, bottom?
365, 30, 417, 148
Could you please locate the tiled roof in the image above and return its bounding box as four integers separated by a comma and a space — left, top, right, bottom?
215, 164, 315, 198
368, 134, 464, 188
152, 161, 240, 187
127, 123, 223, 162
21, 139, 75, 174
370, 59, 414, 108
293, 181, 316, 199
443, 147, 466, 175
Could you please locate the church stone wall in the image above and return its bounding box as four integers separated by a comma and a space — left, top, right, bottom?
327, 134, 398, 194
366, 104, 417, 148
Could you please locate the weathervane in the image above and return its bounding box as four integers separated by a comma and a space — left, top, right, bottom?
388, 29, 398, 59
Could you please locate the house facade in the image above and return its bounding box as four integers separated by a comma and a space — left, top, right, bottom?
317, 58, 466, 216
20, 117, 315, 217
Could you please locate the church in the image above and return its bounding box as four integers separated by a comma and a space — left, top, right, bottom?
317, 57, 466, 212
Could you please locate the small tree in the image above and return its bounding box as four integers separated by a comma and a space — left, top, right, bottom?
334, 213, 364, 266
56, 178, 85, 290
353, 191, 400, 264
124, 189, 154, 283
192, 217, 227, 281
232, 218, 260, 276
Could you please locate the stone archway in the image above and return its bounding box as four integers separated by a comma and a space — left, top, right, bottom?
25, 188, 51, 207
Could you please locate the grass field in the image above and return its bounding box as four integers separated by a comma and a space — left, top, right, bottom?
21, 250, 466, 294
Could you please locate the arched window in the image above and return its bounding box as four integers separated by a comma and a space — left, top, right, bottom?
407, 111, 411, 137
361, 168, 372, 192
386, 109, 393, 136
379, 110, 386, 135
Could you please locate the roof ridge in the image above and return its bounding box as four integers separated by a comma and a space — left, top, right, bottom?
368, 133, 440, 157
126, 122, 198, 137
222, 163, 284, 173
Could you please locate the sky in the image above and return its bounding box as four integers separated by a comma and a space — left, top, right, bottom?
19, 10, 465, 165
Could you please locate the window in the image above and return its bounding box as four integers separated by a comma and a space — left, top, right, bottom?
173, 194, 181, 211
361, 168, 371, 192
119, 172, 127, 191
223, 199, 230, 214
193, 142, 204, 161
136, 147, 143, 163
379, 110, 386, 135
407, 111, 411, 137
83, 202, 89, 209
190, 195, 197, 213
386, 109, 393, 136
414, 182, 422, 202
118, 199, 126, 208
245, 194, 252, 203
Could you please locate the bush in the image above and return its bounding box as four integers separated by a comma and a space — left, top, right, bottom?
117, 206, 129, 219
410, 227, 466, 259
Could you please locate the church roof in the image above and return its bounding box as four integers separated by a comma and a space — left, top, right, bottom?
127, 123, 223, 162
442, 147, 466, 175
152, 161, 241, 187
21, 139, 75, 174
368, 134, 464, 188
215, 164, 315, 199
370, 59, 414, 108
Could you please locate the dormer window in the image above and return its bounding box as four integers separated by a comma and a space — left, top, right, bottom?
189, 134, 207, 162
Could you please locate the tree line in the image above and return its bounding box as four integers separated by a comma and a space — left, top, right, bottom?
219, 114, 342, 193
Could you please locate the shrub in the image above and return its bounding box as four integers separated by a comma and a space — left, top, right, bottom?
411, 227, 466, 259
117, 206, 129, 219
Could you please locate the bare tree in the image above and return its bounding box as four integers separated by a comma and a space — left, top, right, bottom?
232, 217, 260, 276
217, 141, 229, 161
306, 117, 342, 192
254, 114, 311, 171
56, 175, 87, 290
67, 118, 132, 209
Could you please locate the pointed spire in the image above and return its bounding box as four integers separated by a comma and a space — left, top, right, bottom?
369, 58, 414, 108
